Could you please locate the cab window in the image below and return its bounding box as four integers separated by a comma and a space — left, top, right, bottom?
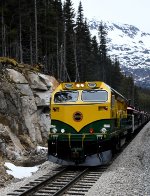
81, 90, 108, 102
54, 91, 79, 103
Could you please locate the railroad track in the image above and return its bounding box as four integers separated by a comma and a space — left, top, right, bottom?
7, 166, 107, 196
7, 125, 145, 196
62, 166, 107, 196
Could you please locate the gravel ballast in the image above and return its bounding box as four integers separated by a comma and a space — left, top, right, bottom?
86, 122, 150, 196
1, 122, 150, 196
0, 161, 59, 196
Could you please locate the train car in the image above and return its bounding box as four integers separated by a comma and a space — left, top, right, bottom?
127, 106, 149, 133
48, 81, 129, 166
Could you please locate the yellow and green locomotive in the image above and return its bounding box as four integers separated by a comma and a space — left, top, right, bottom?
48, 81, 128, 166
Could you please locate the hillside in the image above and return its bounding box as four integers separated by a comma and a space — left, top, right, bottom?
89, 19, 150, 88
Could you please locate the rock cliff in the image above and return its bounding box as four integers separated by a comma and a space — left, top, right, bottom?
0, 60, 59, 165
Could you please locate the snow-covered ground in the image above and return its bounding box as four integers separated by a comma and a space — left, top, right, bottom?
1, 161, 58, 196
5, 162, 39, 179
5, 146, 48, 179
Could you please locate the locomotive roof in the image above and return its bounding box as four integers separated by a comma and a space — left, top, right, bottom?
58, 81, 128, 103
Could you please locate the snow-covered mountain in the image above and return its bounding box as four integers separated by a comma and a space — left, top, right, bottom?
88, 19, 150, 88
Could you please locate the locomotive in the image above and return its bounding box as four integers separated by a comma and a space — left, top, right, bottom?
48, 81, 149, 166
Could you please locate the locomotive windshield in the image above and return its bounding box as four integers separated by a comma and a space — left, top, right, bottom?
82, 90, 108, 102
54, 91, 79, 103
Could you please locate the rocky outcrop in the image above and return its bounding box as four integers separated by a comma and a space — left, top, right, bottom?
0, 63, 59, 163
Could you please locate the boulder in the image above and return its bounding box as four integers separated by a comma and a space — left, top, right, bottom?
7, 69, 28, 84
27, 72, 48, 90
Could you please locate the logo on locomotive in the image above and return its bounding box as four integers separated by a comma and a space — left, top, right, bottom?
73, 111, 83, 122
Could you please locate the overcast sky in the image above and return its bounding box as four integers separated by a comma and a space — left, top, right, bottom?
71, 0, 150, 33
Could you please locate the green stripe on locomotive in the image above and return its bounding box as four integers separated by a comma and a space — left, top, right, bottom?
49, 119, 123, 142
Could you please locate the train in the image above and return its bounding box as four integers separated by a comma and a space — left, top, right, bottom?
48, 81, 149, 166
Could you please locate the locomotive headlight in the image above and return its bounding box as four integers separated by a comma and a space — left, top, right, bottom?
76, 83, 84, 88
76, 84, 80, 87
51, 128, 57, 133
100, 127, 107, 134
104, 124, 110, 128
61, 128, 65, 133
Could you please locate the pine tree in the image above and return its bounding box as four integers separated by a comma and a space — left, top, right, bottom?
105, 56, 113, 85
75, 1, 85, 81
0, 0, 19, 58
120, 75, 135, 104
21, 0, 35, 64
90, 36, 100, 81
81, 19, 92, 81
111, 57, 122, 90
98, 21, 107, 82
38, 0, 57, 73
63, 0, 76, 81
53, 0, 63, 79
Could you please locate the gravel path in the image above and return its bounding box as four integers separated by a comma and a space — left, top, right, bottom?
1, 122, 150, 196
86, 121, 150, 196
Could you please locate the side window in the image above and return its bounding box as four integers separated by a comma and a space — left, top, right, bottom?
111, 95, 115, 108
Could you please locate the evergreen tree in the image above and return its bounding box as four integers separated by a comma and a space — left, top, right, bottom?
90, 36, 100, 81
63, 0, 76, 81
82, 19, 92, 81
21, 0, 35, 64
120, 75, 135, 104
105, 56, 113, 85
75, 1, 85, 81
53, 0, 64, 79
0, 0, 19, 58
137, 87, 150, 112
98, 21, 107, 82
37, 0, 63, 76
0, 0, 149, 112
111, 57, 122, 90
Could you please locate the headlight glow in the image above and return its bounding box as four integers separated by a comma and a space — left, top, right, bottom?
61, 129, 65, 133
104, 124, 110, 128
76, 84, 80, 87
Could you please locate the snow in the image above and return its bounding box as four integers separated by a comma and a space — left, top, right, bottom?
5, 162, 38, 179
89, 19, 150, 65
4, 146, 48, 179
89, 19, 150, 87
36, 145, 48, 153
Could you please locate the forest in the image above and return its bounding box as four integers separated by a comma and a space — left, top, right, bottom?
0, 0, 150, 112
